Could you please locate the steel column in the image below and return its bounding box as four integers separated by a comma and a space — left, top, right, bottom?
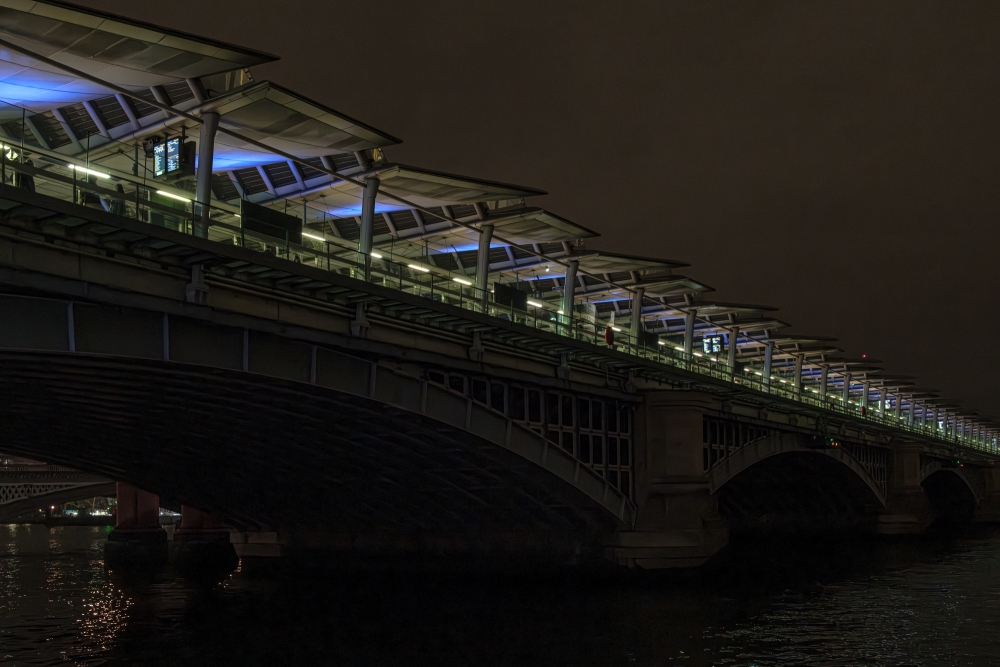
475, 223, 494, 308
359, 177, 380, 279
194, 111, 220, 238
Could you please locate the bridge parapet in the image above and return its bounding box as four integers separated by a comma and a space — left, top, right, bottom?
0, 172, 992, 462
0, 290, 635, 546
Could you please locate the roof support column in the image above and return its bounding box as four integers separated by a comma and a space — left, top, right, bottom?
921, 405, 928, 428
842, 373, 852, 405
475, 223, 494, 309
907, 399, 914, 426
727, 328, 738, 370
683, 310, 696, 358
630, 287, 645, 348
862, 380, 871, 411
894, 394, 902, 420
932, 407, 939, 433
194, 112, 220, 238
359, 176, 380, 280
763, 341, 774, 384
794, 354, 804, 394
820, 365, 829, 399
562, 259, 579, 329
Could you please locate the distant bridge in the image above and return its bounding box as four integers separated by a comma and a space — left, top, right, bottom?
0, 464, 114, 523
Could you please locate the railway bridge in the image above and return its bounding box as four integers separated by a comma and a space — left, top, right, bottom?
0, 0, 996, 569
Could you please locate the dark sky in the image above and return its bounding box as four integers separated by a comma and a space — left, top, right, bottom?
81, 0, 1000, 417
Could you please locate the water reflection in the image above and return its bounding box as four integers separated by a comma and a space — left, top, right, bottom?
1, 525, 999, 666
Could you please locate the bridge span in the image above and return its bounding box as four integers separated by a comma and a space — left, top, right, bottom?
0, 0, 996, 569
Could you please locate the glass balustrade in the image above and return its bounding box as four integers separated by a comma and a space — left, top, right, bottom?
0, 98, 993, 456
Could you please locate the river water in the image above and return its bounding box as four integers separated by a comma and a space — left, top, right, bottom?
2, 524, 1000, 666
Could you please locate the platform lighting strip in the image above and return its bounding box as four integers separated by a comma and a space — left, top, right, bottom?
5, 36, 991, 446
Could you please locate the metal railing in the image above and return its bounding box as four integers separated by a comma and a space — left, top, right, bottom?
0, 110, 994, 458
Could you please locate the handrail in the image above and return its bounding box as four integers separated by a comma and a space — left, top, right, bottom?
0, 153, 995, 459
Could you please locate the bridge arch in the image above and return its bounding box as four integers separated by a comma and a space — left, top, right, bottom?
708, 433, 887, 533
0, 295, 634, 551
920, 463, 980, 523
919, 461, 983, 506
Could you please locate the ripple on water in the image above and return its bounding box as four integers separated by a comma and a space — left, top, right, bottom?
1, 526, 1000, 666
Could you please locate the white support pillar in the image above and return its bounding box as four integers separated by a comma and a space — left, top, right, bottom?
562, 259, 579, 326
894, 394, 902, 419
879, 387, 886, 413
194, 112, 220, 238
842, 373, 852, 404
475, 223, 494, 308
820, 365, 829, 398
727, 327, 738, 369
359, 177, 380, 279
794, 354, 804, 393
862, 380, 871, 410
921, 405, 928, 428
683, 310, 696, 357
763, 341, 774, 384
630, 286, 645, 348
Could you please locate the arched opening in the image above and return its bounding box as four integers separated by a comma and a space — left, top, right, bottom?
716, 451, 884, 536
922, 470, 977, 526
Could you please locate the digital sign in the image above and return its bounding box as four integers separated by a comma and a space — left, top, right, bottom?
702, 335, 723, 354
152, 138, 191, 178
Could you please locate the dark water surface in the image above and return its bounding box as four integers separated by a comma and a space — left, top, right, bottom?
2, 525, 1000, 666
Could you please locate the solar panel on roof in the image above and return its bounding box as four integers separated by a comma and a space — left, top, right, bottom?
1, 119, 38, 147
330, 154, 360, 170
334, 218, 360, 241
450, 204, 477, 219
299, 158, 327, 181
130, 89, 160, 118
263, 162, 297, 189
163, 81, 195, 106
422, 207, 446, 223
28, 113, 71, 149
488, 248, 509, 264
388, 210, 419, 231
92, 96, 130, 129
233, 167, 269, 195
57, 104, 98, 140
212, 174, 240, 201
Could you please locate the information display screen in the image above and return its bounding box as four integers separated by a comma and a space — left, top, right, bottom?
702, 335, 723, 354
153, 138, 187, 177
165, 137, 181, 174
153, 143, 166, 177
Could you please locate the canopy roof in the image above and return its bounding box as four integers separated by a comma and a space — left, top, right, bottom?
0, 0, 276, 110
184, 81, 401, 166
0, 1, 989, 438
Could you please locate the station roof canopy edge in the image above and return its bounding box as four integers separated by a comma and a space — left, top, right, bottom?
0, 0, 276, 110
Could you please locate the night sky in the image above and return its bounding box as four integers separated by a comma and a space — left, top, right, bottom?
80, 0, 1000, 417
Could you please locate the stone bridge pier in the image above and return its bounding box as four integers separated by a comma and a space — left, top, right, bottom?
609, 393, 727, 569
609, 392, 1000, 569
106, 482, 167, 564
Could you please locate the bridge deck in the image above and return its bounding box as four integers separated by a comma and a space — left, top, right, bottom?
0, 159, 992, 462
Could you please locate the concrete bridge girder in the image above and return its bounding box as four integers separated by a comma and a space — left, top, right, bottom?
0, 294, 633, 560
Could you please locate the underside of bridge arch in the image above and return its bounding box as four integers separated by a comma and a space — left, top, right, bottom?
922, 470, 978, 525
0, 350, 623, 562
714, 450, 884, 536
